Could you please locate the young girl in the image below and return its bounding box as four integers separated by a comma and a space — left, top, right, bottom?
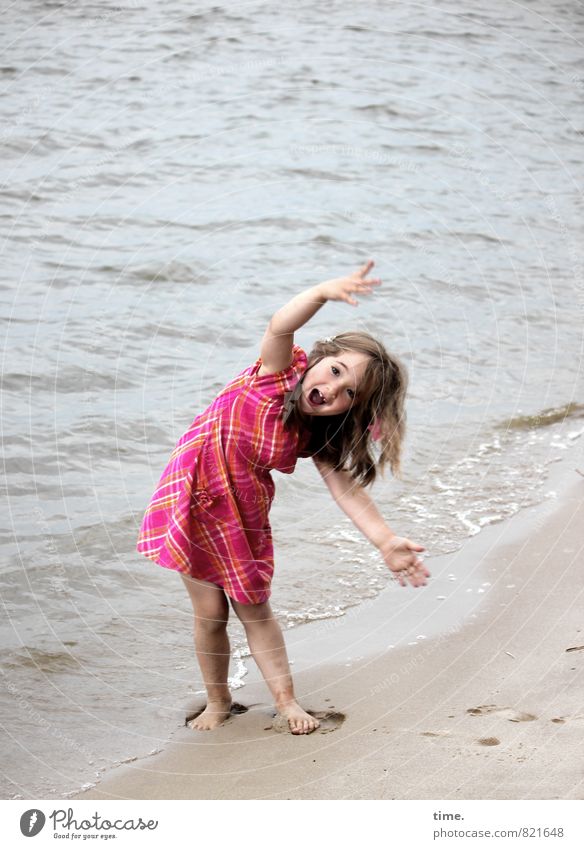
137, 260, 429, 735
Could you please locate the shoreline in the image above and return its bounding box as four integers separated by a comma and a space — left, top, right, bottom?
76, 456, 584, 800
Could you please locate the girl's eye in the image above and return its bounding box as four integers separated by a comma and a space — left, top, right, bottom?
331, 365, 354, 399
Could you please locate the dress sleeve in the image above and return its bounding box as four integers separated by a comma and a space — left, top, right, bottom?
250, 344, 308, 399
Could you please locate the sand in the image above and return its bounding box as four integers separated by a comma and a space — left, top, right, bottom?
77, 469, 584, 800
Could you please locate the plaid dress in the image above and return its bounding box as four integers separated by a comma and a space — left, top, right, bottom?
136, 345, 309, 604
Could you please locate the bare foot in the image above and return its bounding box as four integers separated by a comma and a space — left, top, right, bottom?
187, 699, 232, 731
276, 700, 320, 735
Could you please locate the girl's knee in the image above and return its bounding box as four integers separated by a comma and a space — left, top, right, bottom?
182, 575, 229, 623
231, 598, 273, 626
195, 611, 229, 635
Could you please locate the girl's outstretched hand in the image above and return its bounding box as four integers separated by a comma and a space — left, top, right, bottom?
379, 534, 429, 588
317, 259, 381, 306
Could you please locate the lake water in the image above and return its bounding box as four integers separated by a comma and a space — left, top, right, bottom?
1, 0, 583, 798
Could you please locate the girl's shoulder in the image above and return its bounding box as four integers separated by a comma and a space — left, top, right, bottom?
250, 344, 307, 397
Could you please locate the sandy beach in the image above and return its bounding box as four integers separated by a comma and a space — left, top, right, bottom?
77, 461, 584, 801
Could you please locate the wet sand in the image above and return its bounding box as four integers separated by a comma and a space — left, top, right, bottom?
77, 471, 584, 800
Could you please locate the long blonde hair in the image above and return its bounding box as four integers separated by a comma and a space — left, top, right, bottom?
288, 331, 408, 486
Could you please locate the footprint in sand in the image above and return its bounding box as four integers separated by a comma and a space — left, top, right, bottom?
477, 737, 501, 746
466, 705, 537, 722
270, 710, 346, 735
185, 702, 249, 726
420, 730, 451, 738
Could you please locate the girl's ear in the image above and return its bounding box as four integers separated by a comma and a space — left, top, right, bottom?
368, 417, 383, 441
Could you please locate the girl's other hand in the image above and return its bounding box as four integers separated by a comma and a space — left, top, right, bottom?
317, 259, 382, 306
379, 534, 429, 588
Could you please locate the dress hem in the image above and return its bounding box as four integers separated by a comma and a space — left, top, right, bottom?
137, 548, 272, 605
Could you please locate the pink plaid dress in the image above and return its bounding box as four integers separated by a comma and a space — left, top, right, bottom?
136, 345, 309, 604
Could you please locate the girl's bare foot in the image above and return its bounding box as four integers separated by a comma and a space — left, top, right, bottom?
276, 700, 320, 735
187, 699, 232, 731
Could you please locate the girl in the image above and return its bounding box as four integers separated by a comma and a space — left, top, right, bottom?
137, 260, 429, 735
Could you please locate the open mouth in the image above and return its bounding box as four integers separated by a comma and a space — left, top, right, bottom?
308, 388, 326, 406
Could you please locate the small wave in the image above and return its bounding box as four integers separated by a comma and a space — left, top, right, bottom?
401, 143, 444, 153
499, 402, 584, 432
4, 647, 81, 674
129, 262, 201, 283
0, 367, 135, 394
355, 104, 403, 117
405, 126, 460, 137
397, 29, 492, 41
447, 231, 509, 244
123, 261, 205, 285
311, 234, 338, 245
185, 9, 248, 23
252, 216, 307, 229
283, 168, 353, 182
283, 603, 347, 628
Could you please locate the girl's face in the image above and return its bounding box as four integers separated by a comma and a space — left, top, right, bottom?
298, 350, 371, 417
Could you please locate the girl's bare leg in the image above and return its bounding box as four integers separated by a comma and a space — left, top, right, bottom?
231, 598, 320, 735
181, 575, 232, 731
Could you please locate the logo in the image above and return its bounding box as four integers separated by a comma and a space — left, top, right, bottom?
20, 809, 46, 837
19, 806, 158, 838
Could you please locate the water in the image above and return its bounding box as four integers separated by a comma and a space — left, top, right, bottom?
1, 0, 583, 798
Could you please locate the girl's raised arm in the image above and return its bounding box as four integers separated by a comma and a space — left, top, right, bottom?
258, 260, 380, 376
